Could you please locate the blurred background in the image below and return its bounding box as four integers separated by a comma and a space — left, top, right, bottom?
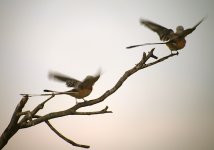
0, 0, 213, 150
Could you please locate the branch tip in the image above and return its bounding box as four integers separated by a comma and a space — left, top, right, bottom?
104, 106, 108, 111
2, 47, 179, 149
142, 52, 147, 61
44, 120, 90, 148
150, 48, 155, 52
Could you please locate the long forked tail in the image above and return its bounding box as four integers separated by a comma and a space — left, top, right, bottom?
20, 89, 78, 97
43, 89, 68, 95
44, 89, 57, 92
20, 89, 59, 97
43, 89, 78, 95
20, 93, 54, 97
126, 42, 168, 49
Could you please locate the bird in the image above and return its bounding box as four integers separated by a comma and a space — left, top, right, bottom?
127, 17, 205, 53
44, 70, 101, 104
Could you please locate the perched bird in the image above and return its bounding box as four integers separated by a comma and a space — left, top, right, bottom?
127, 17, 205, 53
44, 70, 101, 103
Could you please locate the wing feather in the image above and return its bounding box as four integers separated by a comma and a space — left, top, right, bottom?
181, 17, 205, 37
140, 19, 174, 41
49, 72, 81, 87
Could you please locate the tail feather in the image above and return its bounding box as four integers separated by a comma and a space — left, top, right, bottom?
20, 89, 79, 97
44, 89, 56, 92
20, 93, 53, 97
126, 44, 144, 49
126, 42, 168, 49
44, 89, 79, 95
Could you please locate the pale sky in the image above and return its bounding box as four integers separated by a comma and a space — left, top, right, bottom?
0, 0, 214, 150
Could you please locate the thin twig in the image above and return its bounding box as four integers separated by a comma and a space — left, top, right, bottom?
74, 106, 112, 115
19, 95, 55, 126
0, 96, 28, 149
1, 48, 178, 149
46, 121, 90, 148
19, 49, 177, 128
71, 49, 177, 110
34, 115, 90, 148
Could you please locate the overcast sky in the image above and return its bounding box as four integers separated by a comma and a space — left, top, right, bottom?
0, 0, 214, 150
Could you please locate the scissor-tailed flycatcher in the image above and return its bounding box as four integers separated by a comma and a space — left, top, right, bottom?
44, 70, 101, 103
127, 17, 205, 53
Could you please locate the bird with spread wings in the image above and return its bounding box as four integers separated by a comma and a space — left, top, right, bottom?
127, 17, 205, 53
44, 70, 101, 104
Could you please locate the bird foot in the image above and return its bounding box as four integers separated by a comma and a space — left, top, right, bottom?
171, 51, 179, 55
82, 98, 88, 102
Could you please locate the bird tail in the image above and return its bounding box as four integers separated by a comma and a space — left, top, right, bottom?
43, 89, 57, 92
43, 89, 64, 95
126, 42, 168, 49
20, 93, 54, 97
20, 89, 79, 97
20, 89, 60, 97
44, 89, 79, 95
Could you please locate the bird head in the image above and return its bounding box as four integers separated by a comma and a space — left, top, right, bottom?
176, 26, 184, 34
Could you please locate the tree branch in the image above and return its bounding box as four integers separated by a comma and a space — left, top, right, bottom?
73, 106, 112, 115
0, 96, 28, 149
20, 106, 112, 148
0, 48, 178, 149
18, 95, 55, 126
19, 49, 177, 128
45, 120, 90, 148
70, 48, 178, 110
33, 115, 90, 148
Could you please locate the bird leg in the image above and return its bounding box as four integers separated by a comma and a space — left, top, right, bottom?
171, 51, 179, 55
75, 98, 78, 104
82, 98, 88, 102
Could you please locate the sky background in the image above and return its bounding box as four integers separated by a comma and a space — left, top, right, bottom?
0, 0, 214, 150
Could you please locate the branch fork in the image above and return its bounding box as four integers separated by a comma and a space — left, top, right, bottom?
0, 48, 178, 149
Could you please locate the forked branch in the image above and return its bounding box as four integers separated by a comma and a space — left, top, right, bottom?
0, 48, 178, 149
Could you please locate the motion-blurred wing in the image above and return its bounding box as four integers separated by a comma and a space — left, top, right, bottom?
49, 71, 81, 87
181, 17, 205, 37
78, 71, 101, 89
140, 19, 174, 41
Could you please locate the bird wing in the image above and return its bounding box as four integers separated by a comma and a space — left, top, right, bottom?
49, 72, 81, 87
78, 71, 101, 89
140, 19, 174, 41
180, 17, 205, 37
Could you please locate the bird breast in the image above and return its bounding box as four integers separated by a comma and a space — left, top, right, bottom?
69, 88, 92, 99
167, 38, 186, 51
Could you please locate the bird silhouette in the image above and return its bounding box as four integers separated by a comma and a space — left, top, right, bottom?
44, 70, 101, 103
127, 17, 205, 53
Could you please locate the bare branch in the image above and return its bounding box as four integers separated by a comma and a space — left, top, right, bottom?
74, 106, 112, 115
70, 49, 178, 110
45, 120, 90, 148
141, 51, 178, 69
17, 111, 31, 117
0, 96, 28, 149
18, 95, 55, 125
1, 48, 178, 149
33, 115, 90, 149
30, 106, 111, 148
19, 49, 178, 129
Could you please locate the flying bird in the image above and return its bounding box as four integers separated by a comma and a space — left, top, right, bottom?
127, 17, 205, 53
44, 70, 101, 104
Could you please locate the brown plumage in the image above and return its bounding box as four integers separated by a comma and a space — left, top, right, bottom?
127, 17, 205, 53
44, 70, 101, 103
